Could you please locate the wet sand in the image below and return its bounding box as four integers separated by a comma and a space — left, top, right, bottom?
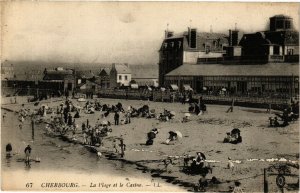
1, 97, 299, 192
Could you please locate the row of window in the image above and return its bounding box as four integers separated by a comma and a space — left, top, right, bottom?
167, 76, 296, 82
119, 75, 128, 81
164, 41, 182, 49
202, 76, 295, 82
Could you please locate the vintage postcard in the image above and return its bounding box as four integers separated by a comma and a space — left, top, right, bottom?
1, 1, 299, 192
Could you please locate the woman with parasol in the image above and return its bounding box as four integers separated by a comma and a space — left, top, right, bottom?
165, 131, 182, 144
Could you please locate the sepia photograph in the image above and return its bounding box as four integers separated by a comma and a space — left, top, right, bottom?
1, 2, 299, 192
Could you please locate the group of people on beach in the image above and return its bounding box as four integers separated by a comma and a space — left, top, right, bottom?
188, 97, 207, 115
269, 100, 299, 127
8, 94, 300, 193
223, 129, 242, 144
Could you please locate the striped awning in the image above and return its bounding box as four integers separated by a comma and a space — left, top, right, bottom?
170, 84, 179, 90
183, 84, 193, 91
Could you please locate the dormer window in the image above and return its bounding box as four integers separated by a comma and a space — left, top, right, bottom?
178, 41, 182, 48
164, 43, 168, 48
170, 42, 174, 47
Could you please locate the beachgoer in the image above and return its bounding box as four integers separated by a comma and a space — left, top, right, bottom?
231, 133, 242, 144
19, 116, 25, 123
269, 117, 274, 127
6, 143, 12, 157
71, 130, 76, 140
119, 139, 126, 158
232, 181, 243, 193
146, 128, 159, 145
198, 173, 208, 192
165, 131, 177, 144
228, 157, 234, 170
274, 117, 280, 127
63, 109, 68, 123
81, 123, 86, 133
114, 111, 120, 125
2, 113, 6, 121
67, 113, 73, 126
226, 98, 235, 113
45, 124, 51, 134
42, 106, 47, 117
24, 145, 32, 164
125, 111, 131, 124
113, 140, 118, 153
196, 152, 205, 167
74, 110, 80, 118
223, 132, 232, 143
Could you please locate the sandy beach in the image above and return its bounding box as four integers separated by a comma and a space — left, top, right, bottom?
1, 97, 299, 192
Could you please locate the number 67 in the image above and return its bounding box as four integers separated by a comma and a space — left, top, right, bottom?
26, 183, 33, 188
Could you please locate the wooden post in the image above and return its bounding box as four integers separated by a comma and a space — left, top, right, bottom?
264, 168, 268, 193
31, 119, 35, 141
291, 74, 294, 98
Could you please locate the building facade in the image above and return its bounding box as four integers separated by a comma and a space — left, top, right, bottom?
239, 15, 299, 63
109, 63, 131, 88
43, 67, 76, 95
161, 15, 299, 99
130, 64, 159, 87
165, 63, 299, 98
98, 68, 110, 89
158, 28, 228, 86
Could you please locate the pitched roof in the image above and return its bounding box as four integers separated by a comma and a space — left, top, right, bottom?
99, 67, 110, 76
76, 70, 96, 79
165, 63, 299, 77
240, 30, 299, 46
161, 31, 228, 52
114, 64, 131, 74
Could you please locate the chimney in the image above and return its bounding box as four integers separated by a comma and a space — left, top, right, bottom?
231, 30, 239, 46
228, 30, 232, 46
165, 30, 174, 38
112, 63, 116, 69
188, 28, 197, 48
167, 31, 174, 38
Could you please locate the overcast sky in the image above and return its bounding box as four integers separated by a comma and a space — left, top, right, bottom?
2, 2, 299, 65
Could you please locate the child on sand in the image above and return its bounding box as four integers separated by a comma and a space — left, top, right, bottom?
223, 132, 232, 143
198, 173, 208, 192
83, 132, 88, 145
24, 145, 32, 165
232, 181, 243, 193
